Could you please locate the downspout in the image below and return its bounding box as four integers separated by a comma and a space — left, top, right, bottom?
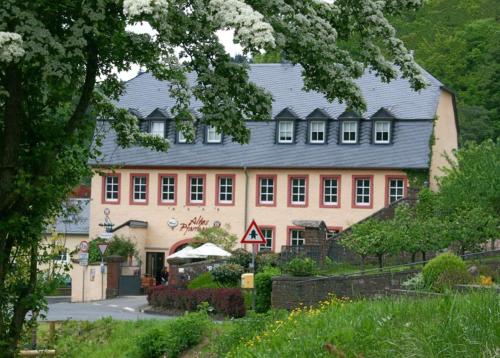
243, 166, 249, 248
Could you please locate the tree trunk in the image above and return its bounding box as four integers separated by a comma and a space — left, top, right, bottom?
377, 254, 383, 270
361, 256, 366, 272
411, 252, 416, 263
421, 251, 426, 264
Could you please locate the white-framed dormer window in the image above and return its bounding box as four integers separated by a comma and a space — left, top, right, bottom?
150, 121, 165, 137
278, 121, 294, 143
309, 121, 326, 143
374, 121, 391, 144
178, 131, 187, 143
206, 126, 222, 143
342, 121, 358, 143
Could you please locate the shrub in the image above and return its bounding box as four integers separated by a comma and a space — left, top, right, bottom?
211, 263, 244, 287
88, 235, 138, 262
256, 252, 280, 271
286, 257, 318, 277
147, 286, 246, 318
401, 273, 425, 291
187, 272, 218, 289
255, 267, 280, 313
423, 253, 471, 292
229, 248, 252, 268
192, 226, 238, 251
135, 312, 209, 358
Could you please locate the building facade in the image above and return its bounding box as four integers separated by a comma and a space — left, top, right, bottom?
88, 64, 458, 277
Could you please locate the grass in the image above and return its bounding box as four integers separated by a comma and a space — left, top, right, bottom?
223, 292, 499, 357
187, 272, 219, 289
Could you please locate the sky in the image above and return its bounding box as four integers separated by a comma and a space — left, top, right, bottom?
119, 23, 243, 81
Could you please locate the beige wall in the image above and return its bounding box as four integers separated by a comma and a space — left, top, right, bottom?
89, 168, 408, 262
429, 89, 459, 190
70, 263, 107, 302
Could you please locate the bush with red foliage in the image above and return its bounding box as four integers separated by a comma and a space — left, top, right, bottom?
147, 286, 245, 318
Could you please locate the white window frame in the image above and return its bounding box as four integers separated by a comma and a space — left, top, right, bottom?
105, 175, 119, 202
206, 126, 222, 143
218, 176, 233, 203
259, 177, 275, 204
150, 121, 165, 137
290, 229, 305, 246
278, 121, 294, 143
190, 177, 204, 203
374, 121, 391, 144
161, 176, 176, 203
178, 131, 187, 143
259, 228, 273, 252
355, 178, 371, 206
342, 121, 358, 144
309, 121, 326, 143
388, 178, 405, 204
323, 178, 338, 206
290, 177, 306, 205
133, 176, 147, 202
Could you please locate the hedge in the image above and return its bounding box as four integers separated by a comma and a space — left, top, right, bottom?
135, 312, 209, 358
255, 267, 280, 313
147, 286, 245, 318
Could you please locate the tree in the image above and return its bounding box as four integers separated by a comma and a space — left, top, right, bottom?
341, 218, 398, 269
0, 1, 427, 354
192, 226, 238, 252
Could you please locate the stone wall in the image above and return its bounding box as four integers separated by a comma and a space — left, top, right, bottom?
271, 269, 418, 309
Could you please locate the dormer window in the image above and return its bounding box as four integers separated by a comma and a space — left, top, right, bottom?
206, 126, 222, 143
341, 121, 358, 143
177, 131, 187, 143
278, 121, 294, 143
150, 121, 165, 137
309, 121, 326, 144
374, 121, 391, 144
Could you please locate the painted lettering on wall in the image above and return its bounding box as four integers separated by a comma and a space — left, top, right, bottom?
179, 216, 210, 235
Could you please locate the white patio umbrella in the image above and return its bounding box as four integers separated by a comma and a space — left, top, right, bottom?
166, 245, 205, 260
186, 243, 232, 258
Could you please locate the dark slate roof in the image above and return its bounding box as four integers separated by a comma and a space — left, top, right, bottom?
93, 64, 443, 169
50, 199, 90, 235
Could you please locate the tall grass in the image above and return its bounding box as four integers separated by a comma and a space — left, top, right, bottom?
227, 292, 499, 357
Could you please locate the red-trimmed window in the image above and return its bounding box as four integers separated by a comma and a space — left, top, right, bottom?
352, 175, 373, 208
257, 175, 277, 206
130, 174, 149, 205
102, 174, 121, 204
289, 228, 305, 246
158, 174, 177, 205
386, 176, 407, 206
187, 175, 206, 205
288, 175, 308, 207
320, 175, 341, 208
258, 227, 275, 252
216, 175, 235, 206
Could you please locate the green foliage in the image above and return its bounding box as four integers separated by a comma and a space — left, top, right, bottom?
255, 267, 280, 313
392, 0, 500, 143
229, 248, 252, 269
423, 253, 471, 292
192, 226, 238, 251
340, 218, 398, 267
227, 292, 499, 357
211, 264, 244, 287
401, 273, 425, 291
255, 252, 280, 272
286, 257, 318, 277
135, 312, 209, 358
88, 236, 138, 263
187, 272, 218, 289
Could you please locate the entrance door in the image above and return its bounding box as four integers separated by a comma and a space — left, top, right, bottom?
146, 252, 165, 285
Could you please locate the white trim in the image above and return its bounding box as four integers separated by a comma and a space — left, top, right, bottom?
342, 121, 358, 143
309, 120, 326, 143
278, 121, 294, 143
374, 121, 391, 144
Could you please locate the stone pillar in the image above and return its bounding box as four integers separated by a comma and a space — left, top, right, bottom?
106, 255, 124, 298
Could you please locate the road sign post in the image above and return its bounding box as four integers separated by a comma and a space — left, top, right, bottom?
241, 220, 266, 311
98, 243, 108, 300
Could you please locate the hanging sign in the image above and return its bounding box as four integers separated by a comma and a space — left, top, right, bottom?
240, 220, 266, 244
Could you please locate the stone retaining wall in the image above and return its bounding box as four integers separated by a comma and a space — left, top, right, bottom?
271, 269, 418, 309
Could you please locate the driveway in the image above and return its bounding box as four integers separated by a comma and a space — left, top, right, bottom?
41, 296, 173, 321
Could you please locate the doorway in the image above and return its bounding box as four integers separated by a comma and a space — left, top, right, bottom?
146, 252, 165, 285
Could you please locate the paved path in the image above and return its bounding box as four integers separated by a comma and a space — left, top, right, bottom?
41, 296, 174, 321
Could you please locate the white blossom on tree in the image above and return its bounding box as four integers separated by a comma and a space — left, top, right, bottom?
209, 0, 275, 51
123, 0, 169, 17
0, 32, 25, 63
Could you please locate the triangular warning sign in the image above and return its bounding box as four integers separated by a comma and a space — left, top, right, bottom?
241, 220, 267, 244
